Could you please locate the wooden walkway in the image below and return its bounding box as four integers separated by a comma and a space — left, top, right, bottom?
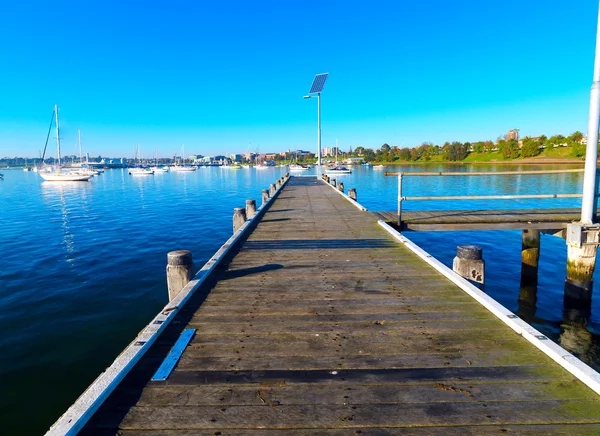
376, 209, 581, 231
81, 177, 600, 434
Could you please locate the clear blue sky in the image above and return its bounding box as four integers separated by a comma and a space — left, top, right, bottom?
0, 0, 598, 158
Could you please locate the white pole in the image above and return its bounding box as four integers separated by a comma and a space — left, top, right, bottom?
78, 129, 82, 165
55, 104, 61, 167
581, 1, 600, 224
317, 93, 322, 166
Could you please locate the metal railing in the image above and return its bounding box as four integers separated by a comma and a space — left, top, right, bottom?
384, 169, 586, 228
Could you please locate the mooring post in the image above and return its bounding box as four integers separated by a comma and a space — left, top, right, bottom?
331, 179, 336, 187
246, 199, 256, 219
233, 207, 247, 233
166, 250, 194, 301
338, 182, 344, 193
348, 188, 357, 201
262, 189, 269, 205
521, 229, 540, 285
566, 244, 598, 288
276, 180, 281, 189
397, 173, 403, 229
269, 183, 276, 196
453, 245, 485, 285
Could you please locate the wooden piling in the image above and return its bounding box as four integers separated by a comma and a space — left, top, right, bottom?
567, 244, 598, 285
331, 179, 336, 187
246, 199, 256, 219
269, 184, 276, 196
452, 245, 485, 285
348, 188, 357, 201
521, 229, 540, 285
233, 207, 247, 233
261, 189, 269, 205
166, 250, 194, 301
338, 182, 344, 193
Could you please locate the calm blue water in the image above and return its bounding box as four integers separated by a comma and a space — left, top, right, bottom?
1, 164, 598, 434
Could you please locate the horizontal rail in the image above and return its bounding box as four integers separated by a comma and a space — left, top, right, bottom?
405, 193, 583, 201
384, 169, 585, 177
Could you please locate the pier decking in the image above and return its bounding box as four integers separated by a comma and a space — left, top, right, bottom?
375, 209, 581, 231
77, 177, 600, 434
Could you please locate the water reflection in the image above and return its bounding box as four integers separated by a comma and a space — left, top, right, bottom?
561, 281, 598, 364
40, 182, 91, 263
517, 276, 600, 370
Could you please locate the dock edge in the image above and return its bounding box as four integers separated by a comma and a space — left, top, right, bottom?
322, 175, 368, 211
378, 220, 600, 397
45, 176, 291, 436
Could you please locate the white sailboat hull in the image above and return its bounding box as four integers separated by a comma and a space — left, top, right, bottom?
172, 166, 196, 172
39, 171, 91, 181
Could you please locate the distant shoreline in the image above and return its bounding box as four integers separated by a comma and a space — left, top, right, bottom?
362, 157, 587, 166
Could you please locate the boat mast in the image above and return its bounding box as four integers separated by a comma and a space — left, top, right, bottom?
55, 104, 61, 167
78, 129, 82, 165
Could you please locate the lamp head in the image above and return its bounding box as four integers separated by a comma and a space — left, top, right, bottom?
303, 95, 311, 99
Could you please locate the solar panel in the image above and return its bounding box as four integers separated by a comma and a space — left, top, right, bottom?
309, 73, 328, 94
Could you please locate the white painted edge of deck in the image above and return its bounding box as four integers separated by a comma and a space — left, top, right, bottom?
378, 220, 600, 397
321, 177, 368, 211
46, 176, 291, 436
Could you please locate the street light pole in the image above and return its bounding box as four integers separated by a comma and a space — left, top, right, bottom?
305, 73, 328, 168
317, 92, 321, 166
581, 2, 600, 224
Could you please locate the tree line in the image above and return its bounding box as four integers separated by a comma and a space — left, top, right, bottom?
349, 131, 588, 162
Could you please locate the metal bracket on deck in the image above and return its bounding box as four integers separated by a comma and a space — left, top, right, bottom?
566, 223, 600, 248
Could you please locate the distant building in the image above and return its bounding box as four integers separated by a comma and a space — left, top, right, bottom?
189, 154, 204, 163
508, 129, 520, 141
322, 147, 339, 157
230, 154, 242, 162
294, 150, 312, 156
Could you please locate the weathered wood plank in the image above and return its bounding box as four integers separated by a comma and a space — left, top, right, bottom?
95, 401, 600, 430
82, 424, 600, 436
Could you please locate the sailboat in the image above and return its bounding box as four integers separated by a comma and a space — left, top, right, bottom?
23, 158, 32, 171
172, 145, 196, 172
38, 105, 92, 182
325, 140, 351, 174
289, 151, 310, 171
151, 147, 169, 172
129, 143, 154, 176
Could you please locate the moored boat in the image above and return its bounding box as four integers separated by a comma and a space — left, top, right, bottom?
38, 105, 92, 182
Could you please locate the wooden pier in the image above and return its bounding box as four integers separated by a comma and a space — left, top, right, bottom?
56, 177, 600, 434
375, 208, 581, 232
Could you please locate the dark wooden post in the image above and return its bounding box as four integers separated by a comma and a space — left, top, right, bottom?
233, 207, 247, 233
262, 189, 269, 205
349, 188, 357, 201
453, 245, 485, 285
331, 179, 336, 187
166, 250, 194, 301
270, 184, 276, 196
246, 199, 257, 219
338, 182, 344, 193
276, 180, 281, 189
521, 229, 540, 285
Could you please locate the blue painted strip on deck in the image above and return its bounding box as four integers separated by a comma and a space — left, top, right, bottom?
151, 329, 196, 381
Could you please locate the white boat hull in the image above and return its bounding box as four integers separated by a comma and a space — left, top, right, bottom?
39, 171, 91, 181
129, 168, 154, 176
